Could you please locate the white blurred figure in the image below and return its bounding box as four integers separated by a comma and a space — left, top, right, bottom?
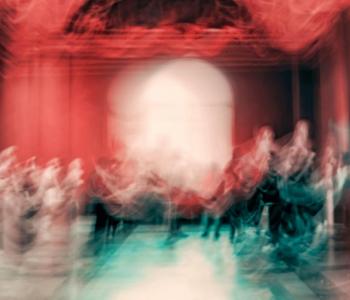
0, 146, 17, 224
19, 157, 42, 241
20, 157, 42, 215
96, 157, 145, 218
0, 146, 16, 180
277, 120, 314, 179
38, 159, 62, 223
62, 158, 84, 220
234, 127, 277, 234
3, 154, 42, 269
61, 159, 84, 300
0, 147, 20, 264
322, 141, 338, 229
0, 146, 17, 221
226, 126, 276, 203
274, 121, 322, 242
306, 138, 344, 252
250, 126, 276, 181
35, 158, 69, 274
201, 126, 277, 240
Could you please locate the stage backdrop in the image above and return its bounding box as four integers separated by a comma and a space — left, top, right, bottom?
0, 53, 295, 171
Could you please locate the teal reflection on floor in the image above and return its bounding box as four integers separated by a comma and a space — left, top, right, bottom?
74, 226, 283, 300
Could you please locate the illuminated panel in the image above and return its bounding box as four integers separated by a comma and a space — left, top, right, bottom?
109, 58, 233, 193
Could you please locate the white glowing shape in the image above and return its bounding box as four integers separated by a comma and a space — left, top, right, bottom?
109, 59, 233, 193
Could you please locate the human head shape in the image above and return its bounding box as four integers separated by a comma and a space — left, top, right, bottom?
293, 120, 309, 147
67, 158, 83, 182
256, 126, 274, 152
0, 146, 17, 174
0, 146, 17, 165
41, 158, 61, 188
69, 158, 82, 171
1, 146, 16, 157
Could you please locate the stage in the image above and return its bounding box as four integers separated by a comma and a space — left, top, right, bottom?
1, 219, 350, 300
1, 1, 350, 299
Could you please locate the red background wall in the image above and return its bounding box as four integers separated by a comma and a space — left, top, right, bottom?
0, 54, 295, 171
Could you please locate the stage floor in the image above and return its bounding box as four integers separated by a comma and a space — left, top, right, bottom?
1, 219, 350, 300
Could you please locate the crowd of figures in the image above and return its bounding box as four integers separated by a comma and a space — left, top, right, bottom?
0, 148, 83, 268
0, 119, 348, 268
89, 120, 348, 248
202, 121, 345, 246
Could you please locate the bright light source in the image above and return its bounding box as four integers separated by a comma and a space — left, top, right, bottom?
109, 58, 233, 194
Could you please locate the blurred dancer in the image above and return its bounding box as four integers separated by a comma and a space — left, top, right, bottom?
62, 159, 84, 222
3, 154, 41, 264
0, 146, 16, 221
277, 120, 314, 181
321, 138, 339, 228
246, 126, 277, 228
199, 163, 224, 239
276, 120, 316, 239
17, 158, 41, 250
225, 126, 276, 242
1, 147, 21, 262
94, 157, 141, 238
